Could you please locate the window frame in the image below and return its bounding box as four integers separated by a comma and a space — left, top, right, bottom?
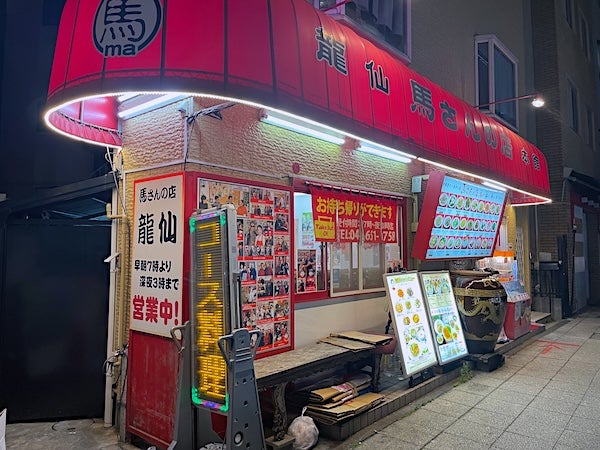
314, 0, 412, 62
585, 105, 595, 148
565, 0, 574, 28
579, 11, 590, 58
292, 187, 406, 301
568, 80, 580, 134
475, 35, 520, 130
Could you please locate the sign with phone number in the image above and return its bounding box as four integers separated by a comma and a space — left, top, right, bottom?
311, 186, 398, 243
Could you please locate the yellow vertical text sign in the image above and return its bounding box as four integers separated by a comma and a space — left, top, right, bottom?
191, 215, 229, 410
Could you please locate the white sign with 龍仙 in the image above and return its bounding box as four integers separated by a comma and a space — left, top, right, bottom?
130, 174, 184, 337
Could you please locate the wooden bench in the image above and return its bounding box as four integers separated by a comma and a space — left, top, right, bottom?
254, 337, 394, 443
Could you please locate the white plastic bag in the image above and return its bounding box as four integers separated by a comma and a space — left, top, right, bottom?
287, 406, 319, 450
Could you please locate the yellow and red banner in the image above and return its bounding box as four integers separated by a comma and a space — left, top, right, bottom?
311, 187, 397, 243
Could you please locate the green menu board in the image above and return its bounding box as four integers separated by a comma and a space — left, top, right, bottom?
419, 271, 468, 364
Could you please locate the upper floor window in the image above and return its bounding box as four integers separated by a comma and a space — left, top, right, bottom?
315, 0, 410, 60
476, 35, 518, 129
579, 13, 590, 57
569, 81, 579, 133
585, 105, 595, 148
566, 0, 574, 28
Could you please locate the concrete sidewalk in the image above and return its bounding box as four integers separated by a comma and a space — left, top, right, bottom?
5, 308, 599, 450
330, 307, 600, 449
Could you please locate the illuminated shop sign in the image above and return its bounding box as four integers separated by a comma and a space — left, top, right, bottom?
190, 207, 238, 411
412, 171, 507, 260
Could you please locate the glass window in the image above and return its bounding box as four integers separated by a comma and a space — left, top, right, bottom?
569, 82, 579, 133
586, 106, 594, 147
293, 193, 327, 295
566, 0, 573, 28
475, 36, 518, 129
493, 47, 517, 125
477, 43, 490, 107
293, 192, 403, 297
579, 13, 590, 57
315, 0, 410, 60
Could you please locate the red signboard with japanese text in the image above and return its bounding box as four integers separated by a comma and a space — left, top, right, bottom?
310, 186, 398, 244
46, 0, 550, 201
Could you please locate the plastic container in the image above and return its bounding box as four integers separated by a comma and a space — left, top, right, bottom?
504, 296, 531, 340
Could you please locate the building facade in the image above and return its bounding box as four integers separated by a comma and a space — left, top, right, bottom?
6, 1, 599, 448
531, 0, 600, 313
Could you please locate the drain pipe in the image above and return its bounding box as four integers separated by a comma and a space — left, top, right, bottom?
103, 188, 121, 427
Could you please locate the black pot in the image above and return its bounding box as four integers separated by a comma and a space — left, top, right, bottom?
451, 270, 508, 354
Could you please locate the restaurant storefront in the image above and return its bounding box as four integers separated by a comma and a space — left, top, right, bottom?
44, 0, 551, 447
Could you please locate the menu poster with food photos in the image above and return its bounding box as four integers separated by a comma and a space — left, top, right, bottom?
412, 171, 507, 260
383, 271, 438, 376
198, 179, 291, 354
419, 271, 469, 364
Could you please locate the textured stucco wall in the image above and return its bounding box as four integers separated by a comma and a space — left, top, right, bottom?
118, 98, 422, 347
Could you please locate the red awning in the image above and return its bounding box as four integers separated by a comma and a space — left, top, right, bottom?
45, 0, 550, 201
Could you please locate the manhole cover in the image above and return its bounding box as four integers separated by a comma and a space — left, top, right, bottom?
52, 419, 94, 433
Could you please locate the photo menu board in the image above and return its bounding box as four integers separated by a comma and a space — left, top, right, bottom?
418, 271, 468, 364
383, 272, 438, 377
412, 171, 507, 260
198, 179, 291, 356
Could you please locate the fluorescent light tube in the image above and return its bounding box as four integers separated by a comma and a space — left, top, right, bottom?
261, 111, 345, 145
118, 93, 185, 119
357, 143, 413, 164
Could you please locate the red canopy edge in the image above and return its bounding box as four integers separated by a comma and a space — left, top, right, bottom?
45, 0, 550, 201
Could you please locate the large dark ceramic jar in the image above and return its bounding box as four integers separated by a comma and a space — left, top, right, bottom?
451, 270, 508, 354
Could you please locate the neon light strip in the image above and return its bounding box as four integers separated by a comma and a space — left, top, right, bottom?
418, 157, 552, 204
482, 180, 507, 191
45, 91, 549, 204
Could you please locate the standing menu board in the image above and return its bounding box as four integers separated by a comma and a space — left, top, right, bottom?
419, 271, 468, 364
383, 272, 438, 377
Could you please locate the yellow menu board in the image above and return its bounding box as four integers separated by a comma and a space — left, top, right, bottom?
383, 271, 438, 377
419, 271, 468, 364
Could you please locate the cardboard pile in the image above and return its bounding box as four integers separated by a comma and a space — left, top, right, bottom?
304, 374, 384, 425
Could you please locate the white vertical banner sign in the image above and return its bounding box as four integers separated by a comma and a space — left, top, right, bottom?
130, 174, 184, 337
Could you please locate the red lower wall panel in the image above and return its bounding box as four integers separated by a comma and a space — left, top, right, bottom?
127, 330, 179, 448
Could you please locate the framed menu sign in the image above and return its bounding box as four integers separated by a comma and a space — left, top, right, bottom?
412, 171, 507, 260
419, 271, 468, 364
383, 271, 438, 377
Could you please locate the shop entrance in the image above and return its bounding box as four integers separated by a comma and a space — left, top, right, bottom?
0, 177, 113, 422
